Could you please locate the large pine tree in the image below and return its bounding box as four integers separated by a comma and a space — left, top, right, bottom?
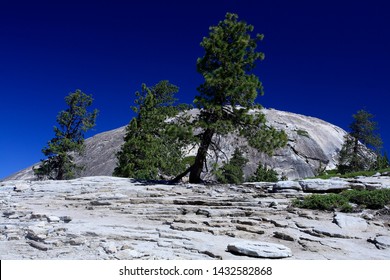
181, 13, 287, 183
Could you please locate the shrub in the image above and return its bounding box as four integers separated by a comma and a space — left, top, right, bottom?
293, 189, 390, 212
248, 164, 279, 182
341, 189, 390, 209
216, 148, 248, 184
296, 129, 310, 138
292, 194, 351, 212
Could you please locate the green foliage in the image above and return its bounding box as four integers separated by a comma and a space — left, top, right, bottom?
182, 156, 196, 167
293, 189, 390, 212
296, 129, 310, 138
292, 194, 351, 212
314, 168, 390, 179
188, 12, 287, 183
248, 163, 279, 182
338, 109, 383, 173
375, 152, 390, 170
342, 189, 390, 209
34, 90, 98, 180
114, 81, 193, 180
216, 148, 248, 184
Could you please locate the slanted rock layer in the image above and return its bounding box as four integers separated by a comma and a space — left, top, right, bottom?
1, 175, 389, 260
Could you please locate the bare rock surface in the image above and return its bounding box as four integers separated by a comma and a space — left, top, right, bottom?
227, 241, 292, 258
299, 179, 350, 193
4, 108, 347, 181
1, 176, 390, 260
333, 213, 368, 231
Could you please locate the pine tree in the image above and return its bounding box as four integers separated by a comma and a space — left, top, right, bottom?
216, 148, 248, 184
338, 109, 383, 173
176, 13, 287, 183
114, 81, 192, 180
248, 164, 279, 182
34, 90, 98, 180
375, 151, 389, 170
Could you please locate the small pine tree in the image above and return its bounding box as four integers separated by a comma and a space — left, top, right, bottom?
375, 151, 389, 170
114, 81, 192, 180
34, 90, 98, 180
216, 148, 248, 184
249, 163, 279, 182
338, 109, 383, 173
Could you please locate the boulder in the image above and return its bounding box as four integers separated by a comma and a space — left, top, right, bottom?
299, 179, 350, 193
227, 241, 292, 258
272, 181, 302, 193
47, 216, 60, 223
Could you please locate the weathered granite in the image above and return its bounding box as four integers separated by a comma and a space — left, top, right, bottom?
299, 179, 350, 193
1, 176, 389, 260
4, 108, 348, 181
227, 241, 292, 258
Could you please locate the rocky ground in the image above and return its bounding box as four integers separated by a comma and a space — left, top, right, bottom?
1, 175, 389, 260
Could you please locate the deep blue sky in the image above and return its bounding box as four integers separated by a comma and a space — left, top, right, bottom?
1, 0, 389, 179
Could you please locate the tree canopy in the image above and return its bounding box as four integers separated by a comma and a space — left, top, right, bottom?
114, 81, 193, 180
34, 90, 98, 180
338, 109, 383, 173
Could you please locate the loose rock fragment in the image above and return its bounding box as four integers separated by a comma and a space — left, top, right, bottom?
47, 216, 60, 223
27, 240, 50, 251
227, 241, 292, 258
273, 231, 295, 241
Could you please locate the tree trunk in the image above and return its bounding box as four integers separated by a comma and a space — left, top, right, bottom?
170, 164, 193, 184
189, 128, 215, 183
352, 137, 359, 171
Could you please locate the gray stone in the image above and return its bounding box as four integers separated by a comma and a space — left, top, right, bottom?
13, 182, 30, 192
374, 236, 390, 249
349, 183, 366, 190
26, 226, 48, 241
227, 241, 292, 258
272, 181, 302, 193
2, 210, 16, 217
47, 216, 60, 223
312, 225, 353, 239
8, 214, 20, 219
361, 212, 374, 221
60, 216, 72, 223
27, 240, 50, 251
273, 231, 295, 241
102, 242, 118, 254
365, 183, 383, 190
90, 201, 112, 206
115, 249, 143, 260
236, 225, 265, 235
333, 213, 367, 231
69, 237, 86, 246
6, 234, 21, 241
299, 179, 350, 193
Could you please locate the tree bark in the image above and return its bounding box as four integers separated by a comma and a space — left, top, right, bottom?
170, 164, 193, 184
189, 128, 215, 183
